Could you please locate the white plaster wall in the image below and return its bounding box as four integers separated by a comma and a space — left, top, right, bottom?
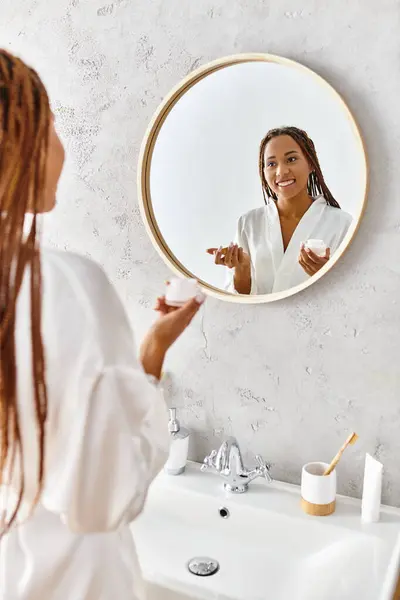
1, 0, 400, 505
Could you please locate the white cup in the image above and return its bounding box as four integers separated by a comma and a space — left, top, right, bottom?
301, 462, 336, 515
165, 278, 205, 307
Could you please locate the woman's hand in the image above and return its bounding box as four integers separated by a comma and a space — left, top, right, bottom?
140, 295, 203, 380
206, 244, 252, 294
298, 243, 331, 276
207, 243, 249, 270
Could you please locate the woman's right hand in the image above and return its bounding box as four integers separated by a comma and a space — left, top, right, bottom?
140, 295, 203, 380
206, 244, 252, 294
206, 243, 250, 271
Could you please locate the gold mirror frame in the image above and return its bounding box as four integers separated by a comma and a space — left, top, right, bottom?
138, 53, 369, 303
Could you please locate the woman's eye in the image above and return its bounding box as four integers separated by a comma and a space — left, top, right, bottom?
287, 156, 297, 163
267, 162, 276, 168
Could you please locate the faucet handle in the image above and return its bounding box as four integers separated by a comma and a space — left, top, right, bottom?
255, 455, 273, 483
201, 449, 217, 472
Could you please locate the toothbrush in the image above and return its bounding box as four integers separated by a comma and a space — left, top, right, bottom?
324, 432, 359, 476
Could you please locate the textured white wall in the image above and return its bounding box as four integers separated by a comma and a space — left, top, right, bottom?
1, 0, 400, 505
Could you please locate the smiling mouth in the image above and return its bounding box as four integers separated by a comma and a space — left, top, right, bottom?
276, 179, 296, 188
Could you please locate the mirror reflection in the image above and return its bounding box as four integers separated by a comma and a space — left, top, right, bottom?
145, 58, 367, 300
206, 126, 352, 295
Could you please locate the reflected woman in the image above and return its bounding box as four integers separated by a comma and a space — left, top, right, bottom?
207, 126, 352, 294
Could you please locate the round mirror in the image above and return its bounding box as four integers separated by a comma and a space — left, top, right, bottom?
139, 54, 368, 303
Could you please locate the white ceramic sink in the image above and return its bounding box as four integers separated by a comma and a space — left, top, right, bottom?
131, 462, 400, 600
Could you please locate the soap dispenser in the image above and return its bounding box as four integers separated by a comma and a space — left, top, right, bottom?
164, 408, 190, 475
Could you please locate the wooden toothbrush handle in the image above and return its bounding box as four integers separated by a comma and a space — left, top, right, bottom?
324, 451, 342, 476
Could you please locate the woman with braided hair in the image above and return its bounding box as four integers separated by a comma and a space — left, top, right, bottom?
207, 126, 352, 294
0, 49, 203, 599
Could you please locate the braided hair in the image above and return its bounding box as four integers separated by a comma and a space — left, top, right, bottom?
259, 126, 340, 209
0, 49, 50, 533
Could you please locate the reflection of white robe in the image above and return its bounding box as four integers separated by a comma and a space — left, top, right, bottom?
227, 195, 352, 295
0, 250, 169, 600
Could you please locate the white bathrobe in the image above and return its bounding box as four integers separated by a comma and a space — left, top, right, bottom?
0, 249, 169, 600
227, 195, 352, 294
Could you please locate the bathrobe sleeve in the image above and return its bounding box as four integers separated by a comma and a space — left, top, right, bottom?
38, 254, 170, 533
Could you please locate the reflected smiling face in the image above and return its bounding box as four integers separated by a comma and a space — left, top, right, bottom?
264, 135, 312, 201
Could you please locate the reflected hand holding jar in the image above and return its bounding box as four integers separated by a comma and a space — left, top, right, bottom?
298, 242, 331, 277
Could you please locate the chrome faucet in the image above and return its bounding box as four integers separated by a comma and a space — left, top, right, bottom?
201, 436, 272, 493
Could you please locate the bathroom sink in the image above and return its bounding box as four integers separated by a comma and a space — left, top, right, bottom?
132, 463, 400, 600
145, 582, 193, 600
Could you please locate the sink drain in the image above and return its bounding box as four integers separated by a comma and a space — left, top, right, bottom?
187, 557, 220, 577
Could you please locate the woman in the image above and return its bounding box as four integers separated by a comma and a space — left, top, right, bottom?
207, 126, 352, 294
0, 50, 203, 599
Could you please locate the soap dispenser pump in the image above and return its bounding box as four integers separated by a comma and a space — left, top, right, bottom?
164, 408, 190, 475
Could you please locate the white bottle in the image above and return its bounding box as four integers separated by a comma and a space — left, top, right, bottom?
361, 453, 383, 523
164, 408, 190, 475
304, 239, 327, 257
